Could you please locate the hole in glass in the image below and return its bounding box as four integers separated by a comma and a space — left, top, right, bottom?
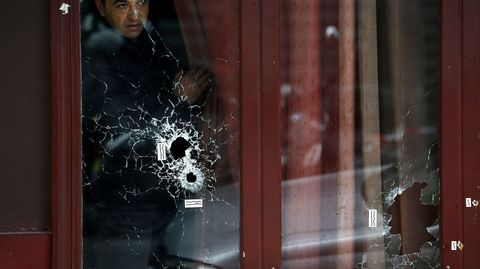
170, 137, 191, 160
186, 172, 197, 183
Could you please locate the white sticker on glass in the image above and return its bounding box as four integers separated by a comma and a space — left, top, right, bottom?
185, 199, 203, 208
368, 209, 377, 228
157, 142, 168, 161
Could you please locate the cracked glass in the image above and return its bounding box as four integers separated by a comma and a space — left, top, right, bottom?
280, 1, 440, 268
81, 1, 240, 268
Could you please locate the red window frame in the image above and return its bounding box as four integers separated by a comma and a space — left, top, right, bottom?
440, 0, 462, 267
441, 1, 480, 268
48, 0, 478, 268
50, 0, 82, 267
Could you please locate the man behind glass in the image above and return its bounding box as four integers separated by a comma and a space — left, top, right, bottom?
82, 0, 213, 268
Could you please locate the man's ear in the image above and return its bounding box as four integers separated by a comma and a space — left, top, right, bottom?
94, 0, 106, 17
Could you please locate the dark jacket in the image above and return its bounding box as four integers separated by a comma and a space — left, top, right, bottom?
82, 24, 193, 207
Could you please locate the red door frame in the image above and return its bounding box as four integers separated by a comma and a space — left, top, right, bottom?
442, 0, 480, 268
239, 0, 268, 267
240, 0, 282, 267
461, 1, 480, 267
259, 0, 281, 268
440, 0, 480, 268
49, 0, 474, 268
50, 0, 82, 268
440, 0, 462, 268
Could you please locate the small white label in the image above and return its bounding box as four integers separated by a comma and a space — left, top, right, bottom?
185, 199, 203, 208
451, 241, 458, 251
466, 198, 472, 208
157, 142, 168, 161
59, 3, 70, 15
368, 209, 377, 227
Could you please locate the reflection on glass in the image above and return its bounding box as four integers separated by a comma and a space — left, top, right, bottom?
81, 1, 240, 268
281, 0, 440, 268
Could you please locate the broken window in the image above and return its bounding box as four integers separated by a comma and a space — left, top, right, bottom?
280, 1, 440, 268
80, 1, 240, 268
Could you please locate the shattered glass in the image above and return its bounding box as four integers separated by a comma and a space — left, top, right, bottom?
281, 0, 440, 268
357, 1, 441, 267
81, 1, 239, 268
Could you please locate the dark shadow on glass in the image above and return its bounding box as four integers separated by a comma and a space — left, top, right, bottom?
80, 0, 238, 268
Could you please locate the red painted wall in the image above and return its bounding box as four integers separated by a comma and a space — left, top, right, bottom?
0, 1, 52, 268
0, 234, 51, 269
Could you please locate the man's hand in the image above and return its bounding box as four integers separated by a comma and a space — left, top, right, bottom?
174, 67, 214, 105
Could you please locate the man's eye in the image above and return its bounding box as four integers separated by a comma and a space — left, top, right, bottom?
115, 3, 128, 9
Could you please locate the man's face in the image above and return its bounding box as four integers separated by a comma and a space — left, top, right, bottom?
95, 0, 149, 39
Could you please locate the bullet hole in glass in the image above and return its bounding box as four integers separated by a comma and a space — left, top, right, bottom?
170, 137, 191, 160
187, 172, 197, 183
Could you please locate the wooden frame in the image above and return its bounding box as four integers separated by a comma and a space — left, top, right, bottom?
260, 0, 282, 268
240, 0, 282, 267
50, 0, 82, 268
440, 0, 464, 268
458, 0, 480, 267
239, 0, 263, 267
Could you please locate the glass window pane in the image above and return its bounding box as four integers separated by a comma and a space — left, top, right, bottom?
281, 1, 440, 268
80, 1, 240, 268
